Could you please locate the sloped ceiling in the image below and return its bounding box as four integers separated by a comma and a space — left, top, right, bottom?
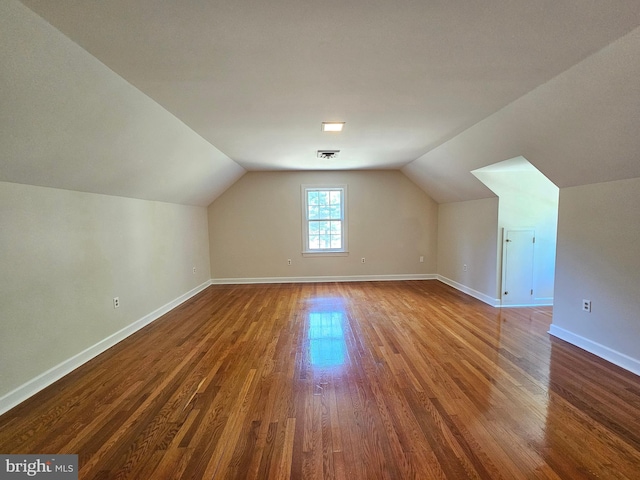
403, 27, 640, 203
1, 0, 244, 207
3, 0, 640, 205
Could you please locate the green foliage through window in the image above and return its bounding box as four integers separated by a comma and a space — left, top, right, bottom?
303, 187, 346, 252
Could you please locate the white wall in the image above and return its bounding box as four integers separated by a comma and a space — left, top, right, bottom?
208, 171, 438, 281
473, 160, 559, 305
550, 177, 640, 375
496, 171, 558, 304
437, 198, 500, 304
0, 182, 211, 412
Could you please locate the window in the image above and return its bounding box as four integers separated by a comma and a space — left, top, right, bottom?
302, 185, 348, 254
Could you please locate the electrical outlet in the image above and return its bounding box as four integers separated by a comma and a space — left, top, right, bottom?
193, 267, 196, 274
582, 299, 591, 312
463, 264, 468, 272
419, 256, 424, 263
287, 259, 292, 265
113, 297, 120, 309
361, 257, 366, 263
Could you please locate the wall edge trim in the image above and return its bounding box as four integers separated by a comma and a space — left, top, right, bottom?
210, 274, 437, 284
436, 275, 500, 306
548, 324, 640, 377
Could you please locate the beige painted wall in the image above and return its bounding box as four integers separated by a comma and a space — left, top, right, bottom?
0, 181, 211, 399
551, 177, 640, 370
208, 171, 438, 279
437, 198, 500, 303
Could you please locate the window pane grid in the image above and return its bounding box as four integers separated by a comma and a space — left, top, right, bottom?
305, 188, 345, 251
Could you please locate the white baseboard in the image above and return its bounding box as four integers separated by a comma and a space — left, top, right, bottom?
211, 274, 437, 284
534, 297, 554, 306
498, 297, 554, 308
436, 275, 500, 306
497, 301, 554, 308
0, 280, 212, 416
548, 324, 640, 377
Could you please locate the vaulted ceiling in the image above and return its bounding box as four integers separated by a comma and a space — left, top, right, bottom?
3, 0, 640, 205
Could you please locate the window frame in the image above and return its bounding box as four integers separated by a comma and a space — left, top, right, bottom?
301, 184, 348, 256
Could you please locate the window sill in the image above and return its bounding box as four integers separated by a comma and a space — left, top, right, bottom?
302, 251, 349, 258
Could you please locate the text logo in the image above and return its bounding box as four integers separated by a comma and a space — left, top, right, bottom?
0, 455, 77, 479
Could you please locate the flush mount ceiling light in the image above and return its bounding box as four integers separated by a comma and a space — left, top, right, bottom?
321, 122, 345, 132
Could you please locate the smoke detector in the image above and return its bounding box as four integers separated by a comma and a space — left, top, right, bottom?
317, 150, 340, 159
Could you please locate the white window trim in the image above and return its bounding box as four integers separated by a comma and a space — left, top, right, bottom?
301, 184, 348, 255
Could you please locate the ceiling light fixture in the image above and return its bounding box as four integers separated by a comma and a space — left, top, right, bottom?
321, 122, 345, 132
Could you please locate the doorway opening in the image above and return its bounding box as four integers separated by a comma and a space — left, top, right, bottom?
472, 157, 559, 307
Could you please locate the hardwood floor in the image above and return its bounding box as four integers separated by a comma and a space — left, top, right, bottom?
1, 281, 640, 479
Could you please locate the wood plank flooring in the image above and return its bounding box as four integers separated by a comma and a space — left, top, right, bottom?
1, 281, 640, 479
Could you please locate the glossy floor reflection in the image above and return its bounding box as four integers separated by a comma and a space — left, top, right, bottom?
308, 308, 346, 368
